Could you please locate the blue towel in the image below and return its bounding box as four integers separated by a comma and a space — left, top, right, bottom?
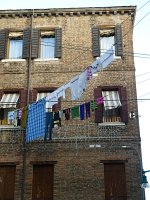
26, 98, 46, 142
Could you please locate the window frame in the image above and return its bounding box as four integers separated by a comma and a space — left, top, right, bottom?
102, 89, 122, 123
92, 24, 123, 58
100, 28, 115, 56
32, 88, 61, 112
8, 32, 23, 59
94, 86, 128, 124
40, 30, 56, 60
0, 90, 21, 125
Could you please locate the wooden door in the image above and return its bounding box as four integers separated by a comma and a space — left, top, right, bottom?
104, 163, 127, 200
0, 165, 15, 200
32, 164, 54, 200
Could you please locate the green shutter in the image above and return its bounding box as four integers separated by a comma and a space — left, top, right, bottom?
92, 27, 100, 57
115, 24, 123, 56
22, 29, 30, 59
0, 30, 8, 60
55, 28, 62, 58
31, 29, 40, 59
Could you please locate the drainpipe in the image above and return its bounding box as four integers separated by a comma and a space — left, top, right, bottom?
21, 11, 33, 200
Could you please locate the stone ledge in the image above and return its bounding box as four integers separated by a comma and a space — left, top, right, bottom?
0, 6, 136, 19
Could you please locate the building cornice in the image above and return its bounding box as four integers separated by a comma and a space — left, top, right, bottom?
0, 6, 136, 20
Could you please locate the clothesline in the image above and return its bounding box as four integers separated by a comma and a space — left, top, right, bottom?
45, 46, 114, 108
25, 47, 115, 142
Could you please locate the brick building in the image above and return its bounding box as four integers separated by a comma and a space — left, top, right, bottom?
0, 6, 144, 200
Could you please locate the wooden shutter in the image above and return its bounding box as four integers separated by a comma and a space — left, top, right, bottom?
92, 27, 100, 57
31, 29, 40, 59
0, 30, 8, 60
55, 28, 62, 58
22, 29, 30, 59
94, 87, 103, 123
32, 164, 54, 200
115, 24, 123, 56
0, 90, 3, 100
31, 89, 38, 103
119, 87, 128, 123
0, 165, 16, 200
104, 163, 127, 200
0, 90, 4, 121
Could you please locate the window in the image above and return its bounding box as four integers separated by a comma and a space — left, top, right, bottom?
102, 90, 121, 122
94, 86, 128, 123
0, 93, 20, 125
104, 163, 127, 200
8, 32, 23, 59
40, 31, 55, 59
22, 28, 62, 60
32, 164, 54, 200
100, 29, 115, 55
36, 92, 52, 112
0, 28, 62, 60
92, 24, 123, 57
0, 30, 23, 60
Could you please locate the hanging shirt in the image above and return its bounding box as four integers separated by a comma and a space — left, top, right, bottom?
59, 110, 64, 119
78, 70, 87, 98
87, 66, 92, 80
45, 112, 53, 140
53, 112, 61, 127
85, 102, 91, 118
70, 75, 80, 100
90, 100, 98, 112
18, 109, 22, 119
46, 91, 58, 108
8, 111, 14, 125
80, 104, 85, 120
100, 46, 114, 69
13, 110, 18, 126
71, 105, 80, 119
63, 108, 70, 120
26, 98, 46, 142
56, 86, 65, 99
96, 96, 104, 105
91, 58, 102, 75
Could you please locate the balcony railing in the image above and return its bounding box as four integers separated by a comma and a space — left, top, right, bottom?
103, 116, 121, 123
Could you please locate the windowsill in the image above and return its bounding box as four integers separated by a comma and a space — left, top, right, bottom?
98, 122, 125, 126
2, 59, 26, 62
0, 125, 24, 130
114, 56, 121, 59
34, 58, 59, 61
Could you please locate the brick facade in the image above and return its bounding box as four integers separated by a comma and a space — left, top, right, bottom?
0, 6, 144, 200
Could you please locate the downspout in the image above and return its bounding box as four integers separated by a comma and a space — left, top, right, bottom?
21, 11, 33, 200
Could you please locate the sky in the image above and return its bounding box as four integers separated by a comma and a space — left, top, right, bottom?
1, 0, 150, 199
